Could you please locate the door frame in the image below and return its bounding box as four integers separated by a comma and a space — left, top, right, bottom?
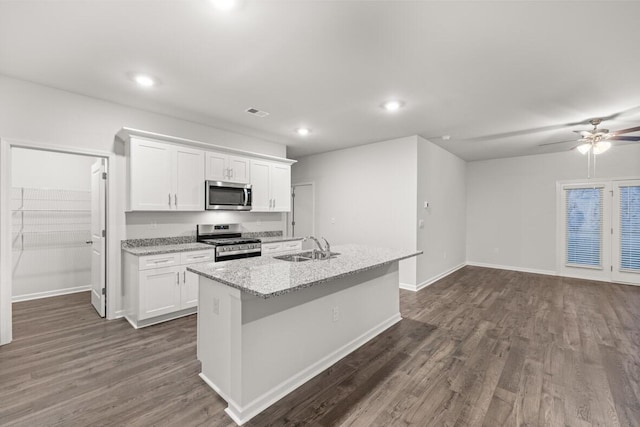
555, 176, 640, 285
288, 182, 315, 238
0, 138, 117, 345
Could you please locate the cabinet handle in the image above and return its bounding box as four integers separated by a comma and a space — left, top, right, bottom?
168, 193, 172, 206
192, 255, 207, 259
174, 194, 178, 206
183, 271, 186, 283
230, 168, 234, 178
176, 272, 180, 284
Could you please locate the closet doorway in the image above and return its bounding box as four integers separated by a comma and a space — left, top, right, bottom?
0, 139, 115, 346
11, 149, 107, 315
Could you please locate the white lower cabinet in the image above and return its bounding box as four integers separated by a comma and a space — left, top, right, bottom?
262, 240, 302, 255
124, 249, 215, 328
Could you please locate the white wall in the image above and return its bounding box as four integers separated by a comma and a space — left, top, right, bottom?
292, 136, 418, 285
0, 75, 288, 315
466, 144, 640, 273
11, 148, 97, 299
416, 136, 466, 287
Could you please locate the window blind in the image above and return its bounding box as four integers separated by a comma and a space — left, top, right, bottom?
620, 185, 640, 271
566, 187, 603, 268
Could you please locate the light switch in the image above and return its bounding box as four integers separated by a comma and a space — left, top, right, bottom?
424, 201, 430, 209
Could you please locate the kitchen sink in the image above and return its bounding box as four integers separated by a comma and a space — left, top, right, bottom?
274, 251, 340, 262
274, 254, 312, 262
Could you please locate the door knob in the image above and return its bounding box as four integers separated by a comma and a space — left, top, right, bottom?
85, 240, 93, 244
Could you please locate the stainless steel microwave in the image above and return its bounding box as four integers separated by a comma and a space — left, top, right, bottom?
205, 181, 252, 211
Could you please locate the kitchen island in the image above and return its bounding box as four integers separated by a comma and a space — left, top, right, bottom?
187, 244, 421, 425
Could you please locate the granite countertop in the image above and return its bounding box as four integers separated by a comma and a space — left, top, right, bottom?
259, 236, 304, 244
187, 244, 421, 298
122, 242, 213, 256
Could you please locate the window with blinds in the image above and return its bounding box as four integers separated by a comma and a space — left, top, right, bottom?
620, 185, 640, 271
566, 187, 603, 268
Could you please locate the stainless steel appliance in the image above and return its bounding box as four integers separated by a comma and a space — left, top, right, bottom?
205, 181, 252, 211
197, 224, 261, 262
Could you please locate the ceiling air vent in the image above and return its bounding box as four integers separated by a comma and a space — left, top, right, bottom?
245, 108, 269, 118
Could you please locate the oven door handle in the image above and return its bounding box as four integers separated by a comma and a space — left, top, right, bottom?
218, 248, 261, 257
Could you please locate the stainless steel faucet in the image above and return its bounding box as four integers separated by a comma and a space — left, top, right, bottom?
303, 236, 331, 258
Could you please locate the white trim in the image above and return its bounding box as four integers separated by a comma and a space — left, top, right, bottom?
0, 137, 118, 346
124, 307, 197, 329
203, 312, 402, 426
0, 139, 12, 345
117, 127, 296, 165
400, 262, 466, 292
466, 261, 557, 277
12, 285, 91, 303
289, 181, 315, 238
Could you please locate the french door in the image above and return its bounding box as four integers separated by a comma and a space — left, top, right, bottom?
612, 180, 640, 284
560, 180, 640, 285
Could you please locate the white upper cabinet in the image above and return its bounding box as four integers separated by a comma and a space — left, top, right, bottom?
120, 128, 294, 213
128, 138, 204, 211
174, 146, 205, 211
205, 151, 250, 184
250, 160, 291, 212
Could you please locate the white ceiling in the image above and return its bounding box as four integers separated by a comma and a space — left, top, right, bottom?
1, 1, 640, 161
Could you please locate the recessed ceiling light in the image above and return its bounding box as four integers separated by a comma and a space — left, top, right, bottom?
133, 74, 157, 88
211, 0, 236, 10
442, 135, 451, 141
296, 128, 311, 136
382, 100, 403, 112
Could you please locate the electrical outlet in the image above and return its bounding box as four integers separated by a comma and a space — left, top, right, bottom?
213, 297, 220, 315
418, 219, 425, 229
331, 217, 336, 224
332, 306, 339, 322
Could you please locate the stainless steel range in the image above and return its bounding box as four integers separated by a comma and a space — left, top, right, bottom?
196, 224, 261, 262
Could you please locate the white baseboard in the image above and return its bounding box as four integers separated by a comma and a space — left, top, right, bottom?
400, 262, 467, 292
12, 285, 91, 303
204, 312, 403, 426
466, 261, 557, 277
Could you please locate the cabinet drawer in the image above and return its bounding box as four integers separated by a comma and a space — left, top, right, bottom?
261, 243, 283, 255
282, 240, 302, 251
138, 253, 180, 270
181, 250, 215, 265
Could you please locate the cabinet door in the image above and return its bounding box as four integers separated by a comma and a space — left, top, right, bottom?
228, 155, 251, 184
139, 266, 181, 320
250, 160, 272, 211
129, 139, 173, 211
271, 163, 291, 212
175, 146, 205, 211
205, 151, 228, 182
181, 268, 199, 309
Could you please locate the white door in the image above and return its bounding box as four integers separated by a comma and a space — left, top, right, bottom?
271, 163, 291, 212
250, 160, 271, 211
181, 268, 199, 309
205, 151, 228, 181
612, 180, 640, 285
292, 184, 314, 238
130, 138, 173, 210
227, 155, 250, 184
90, 160, 106, 317
139, 266, 182, 320
174, 146, 204, 211
559, 183, 612, 281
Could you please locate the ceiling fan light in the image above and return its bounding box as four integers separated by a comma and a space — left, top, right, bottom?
593, 140, 611, 155
576, 143, 592, 155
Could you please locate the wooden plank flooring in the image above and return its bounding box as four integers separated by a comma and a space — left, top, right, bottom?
1, 266, 639, 426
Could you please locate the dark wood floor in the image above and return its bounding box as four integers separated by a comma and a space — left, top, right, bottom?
1, 266, 639, 426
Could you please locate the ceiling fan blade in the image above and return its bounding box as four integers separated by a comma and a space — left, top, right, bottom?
538, 139, 583, 147
611, 126, 640, 135
610, 136, 640, 141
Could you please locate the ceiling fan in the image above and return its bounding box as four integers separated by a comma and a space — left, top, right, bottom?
539, 118, 640, 154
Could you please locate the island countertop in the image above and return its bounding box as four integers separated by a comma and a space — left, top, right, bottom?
187, 244, 421, 298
